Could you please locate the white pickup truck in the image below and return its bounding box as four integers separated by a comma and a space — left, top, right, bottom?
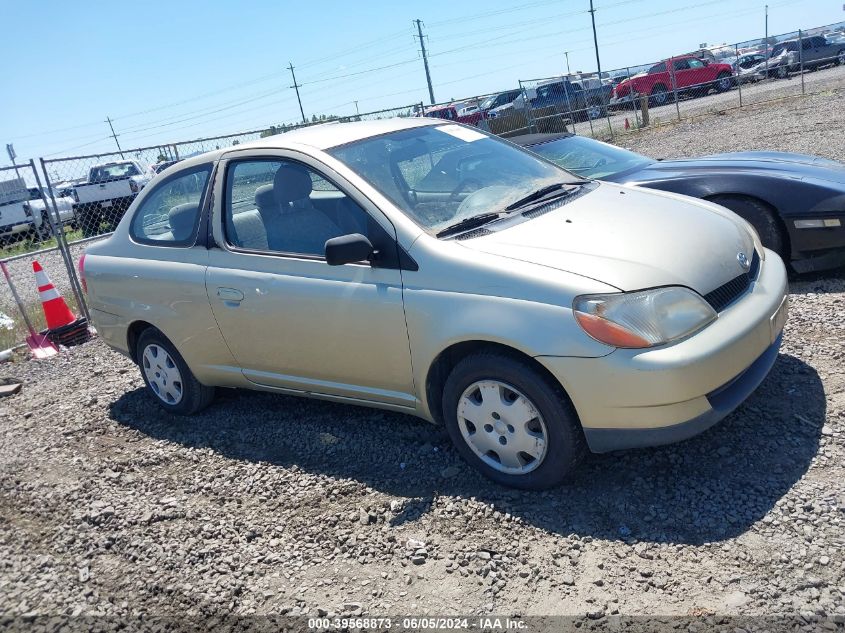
0, 179, 75, 244
73, 159, 151, 237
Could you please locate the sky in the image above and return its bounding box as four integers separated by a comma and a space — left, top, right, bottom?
0, 0, 841, 164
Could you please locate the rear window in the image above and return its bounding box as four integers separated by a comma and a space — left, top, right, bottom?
129, 165, 211, 246
90, 163, 141, 182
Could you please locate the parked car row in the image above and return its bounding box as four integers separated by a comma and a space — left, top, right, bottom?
610, 34, 845, 106
0, 182, 76, 244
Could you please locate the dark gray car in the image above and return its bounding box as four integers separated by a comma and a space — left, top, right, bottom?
516, 133, 845, 273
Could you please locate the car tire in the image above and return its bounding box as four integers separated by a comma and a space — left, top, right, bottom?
78, 204, 101, 238
838, 50, 845, 66
715, 72, 733, 92
441, 351, 586, 490
775, 65, 788, 79
36, 212, 53, 241
649, 84, 668, 107
136, 328, 215, 415
709, 195, 786, 259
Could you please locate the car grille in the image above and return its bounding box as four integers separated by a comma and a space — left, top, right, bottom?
703, 250, 760, 313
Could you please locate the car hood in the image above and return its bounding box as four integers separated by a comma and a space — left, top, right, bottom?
622, 151, 845, 186
462, 182, 755, 294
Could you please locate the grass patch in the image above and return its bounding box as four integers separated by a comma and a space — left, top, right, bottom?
0, 299, 47, 352
1, 227, 84, 259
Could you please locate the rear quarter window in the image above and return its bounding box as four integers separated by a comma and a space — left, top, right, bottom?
129, 164, 212, 247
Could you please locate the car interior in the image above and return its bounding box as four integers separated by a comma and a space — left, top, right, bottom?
225, 162, 370, 256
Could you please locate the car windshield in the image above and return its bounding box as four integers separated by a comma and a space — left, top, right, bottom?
90, 163, 140, 181
479, 95, 497, 110
327, 124, 581, 234
526, 135, 653, 180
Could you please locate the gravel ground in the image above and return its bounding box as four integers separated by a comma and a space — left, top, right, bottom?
1, 89, 845, 631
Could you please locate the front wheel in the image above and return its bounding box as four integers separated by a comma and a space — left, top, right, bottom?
136, 328, 215, 415
441, 352, 586, 490
649, 84, 668, 107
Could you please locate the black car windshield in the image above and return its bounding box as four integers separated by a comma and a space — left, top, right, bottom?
526, 135, 653, 180
327, 124, 581, 234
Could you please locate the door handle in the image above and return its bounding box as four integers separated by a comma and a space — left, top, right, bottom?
216, 287, 244, 303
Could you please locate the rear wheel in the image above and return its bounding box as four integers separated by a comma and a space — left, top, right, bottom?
78, 204, 102, 238
715, 72, 733, 92
838, 50, 845, 66
709, 195, 786, 260
136, 328, 215, 415
649, 84, 668, 107
775, 65, 788, 79
36, 212, 53, 241
441, 352, 586, 490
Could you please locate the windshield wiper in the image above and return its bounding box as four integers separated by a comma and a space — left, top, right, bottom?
436, 212, 505, 238
504, 181, 587, 212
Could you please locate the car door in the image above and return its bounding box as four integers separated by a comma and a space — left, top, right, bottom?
205, 150, 416, 409
809, 37, 829, 64
671, 58, 693, 90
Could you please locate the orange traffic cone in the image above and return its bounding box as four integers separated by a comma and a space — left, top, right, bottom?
33, 261, 77, 330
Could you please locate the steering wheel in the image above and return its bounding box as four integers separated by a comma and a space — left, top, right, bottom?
449, 178, 483, 201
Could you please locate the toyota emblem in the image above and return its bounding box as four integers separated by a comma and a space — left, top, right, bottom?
737, 252, 750, 270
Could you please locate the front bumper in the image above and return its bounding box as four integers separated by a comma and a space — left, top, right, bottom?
537, 249, 788, 453
790, 218, 845, 273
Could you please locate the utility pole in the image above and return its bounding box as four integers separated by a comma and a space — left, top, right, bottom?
564, 51, 571, 76
588, 0, 603, 81
764, 5, 769, 79
105, 117, 124, 159
288, 62, 306, 123
414, 19, 436, 105
5, 144, 22, 182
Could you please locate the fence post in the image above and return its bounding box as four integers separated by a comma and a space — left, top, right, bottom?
519, 80, 537, 133
672, 64, 681, 122
627, 67, 640, 129
735, 44, 743, 108
36, 159, 90, 321
798, 29, 805, 95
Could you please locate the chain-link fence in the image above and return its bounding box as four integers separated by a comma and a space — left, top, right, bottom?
0, 160, 87, 352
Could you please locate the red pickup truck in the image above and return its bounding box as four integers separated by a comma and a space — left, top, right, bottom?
611, 55, 734, 107
423, 103, 486, 127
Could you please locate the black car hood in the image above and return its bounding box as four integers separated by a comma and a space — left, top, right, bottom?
613, 151, 845, 187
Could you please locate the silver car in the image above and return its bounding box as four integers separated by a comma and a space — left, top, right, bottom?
82, 118, 788, 489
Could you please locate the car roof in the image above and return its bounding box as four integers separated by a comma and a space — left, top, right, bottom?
171, 118, 443, 171
508, 132, 573, 146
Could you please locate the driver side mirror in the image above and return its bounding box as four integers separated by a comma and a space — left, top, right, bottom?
325, 233, 375, 266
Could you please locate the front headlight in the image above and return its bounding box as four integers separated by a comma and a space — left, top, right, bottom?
573, 287, 717, 349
